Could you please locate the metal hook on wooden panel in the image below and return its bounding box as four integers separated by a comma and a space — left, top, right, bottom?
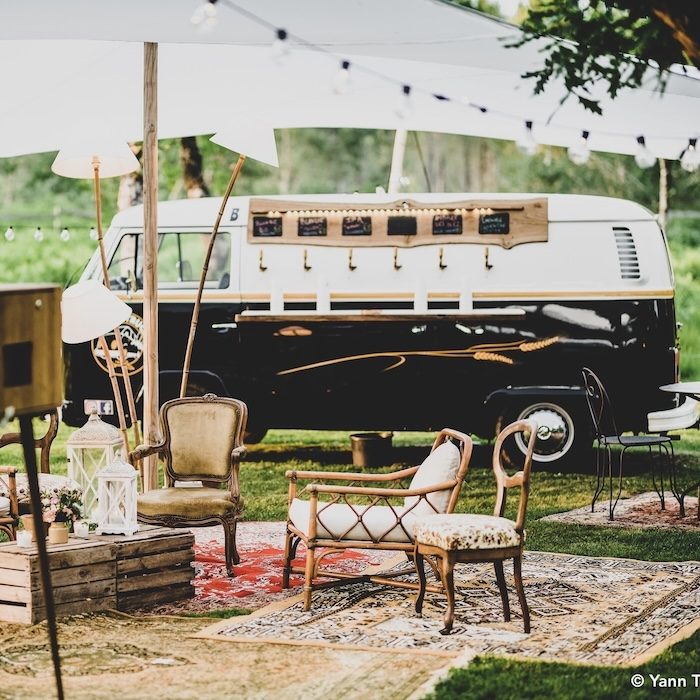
393, 247, 402, 270
303, 249, 312, 271
348, 248, 357, 271
258, 250, 268, 271
438, 247, 447, 270
484, 246, 493, 270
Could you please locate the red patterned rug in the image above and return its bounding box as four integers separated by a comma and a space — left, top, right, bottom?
138, 522, 394, 616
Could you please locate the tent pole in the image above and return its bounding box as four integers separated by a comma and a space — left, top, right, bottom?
143, 42, 159, 491
387, 128, 408, 193
180, 155, 246, 398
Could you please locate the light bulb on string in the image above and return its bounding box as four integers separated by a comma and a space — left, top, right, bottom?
60, 227, 71, 242
33, 226, 43, 242
4, 226, 14, 242
333, 60, 351, 94
568, 130, 591, 165
89, 226, 98, 241
634, 136, 656, 169
190, 0, 218, 30
680, 138, 700, 173
272, 28, 289, 64
395, 85, 412, 120
516, 120, 537, 156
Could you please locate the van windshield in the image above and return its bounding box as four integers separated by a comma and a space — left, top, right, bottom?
107, 231, 231, 291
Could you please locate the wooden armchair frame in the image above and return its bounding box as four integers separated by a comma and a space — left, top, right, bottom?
283, 428, 473, 610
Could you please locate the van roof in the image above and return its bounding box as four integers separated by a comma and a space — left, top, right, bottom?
109, 192, 656, 228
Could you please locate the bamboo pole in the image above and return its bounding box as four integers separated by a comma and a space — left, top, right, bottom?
387, 128, 408, 193
98, 336, 130, 455
92, 158, 141, 451
180, 154, 246, 398
143, 42, 159, 491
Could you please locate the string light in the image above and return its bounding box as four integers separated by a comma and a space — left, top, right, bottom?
333, 60, 351, 94
516, 120, 537, 156
635, 136, 656, 169
272, 28, 289, 64
395, 84, 412, 119
568, 130, 591, 165
60, 227, 71, 242
33, 226, 43, 242
680, 138, 700, 173
190, 0, 218, 29
4, 226, 14, 242
89, 226, 98, 240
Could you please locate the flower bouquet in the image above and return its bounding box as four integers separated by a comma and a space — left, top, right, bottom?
41, 484, 83, 525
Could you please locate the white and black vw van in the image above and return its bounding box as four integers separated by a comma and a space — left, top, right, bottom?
62, 192, 684, 468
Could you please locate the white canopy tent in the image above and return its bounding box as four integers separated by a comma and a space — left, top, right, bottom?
2, 0, 699, 487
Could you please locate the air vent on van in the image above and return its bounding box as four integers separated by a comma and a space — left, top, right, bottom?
613, 227, 641, 280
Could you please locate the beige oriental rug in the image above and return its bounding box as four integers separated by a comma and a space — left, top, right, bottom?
198, 551, 700, 667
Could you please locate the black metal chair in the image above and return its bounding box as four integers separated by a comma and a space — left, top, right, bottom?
581, 367, 673, 520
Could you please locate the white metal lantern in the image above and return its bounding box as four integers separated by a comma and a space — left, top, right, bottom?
94, 458, 139, 536
67, 410, 124, 520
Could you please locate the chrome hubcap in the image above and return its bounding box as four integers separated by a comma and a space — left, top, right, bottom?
515, 403, 575, 463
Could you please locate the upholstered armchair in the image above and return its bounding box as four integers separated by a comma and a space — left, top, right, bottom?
283, 428, 473, 610
130, 394, 247, 575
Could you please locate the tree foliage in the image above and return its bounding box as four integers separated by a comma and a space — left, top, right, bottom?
513, 1, 700, 114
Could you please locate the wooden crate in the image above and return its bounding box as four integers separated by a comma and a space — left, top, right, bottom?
96, 526, 195, 611
0, 539, 117, 624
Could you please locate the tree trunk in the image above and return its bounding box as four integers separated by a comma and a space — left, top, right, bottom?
180, 136, 210, 198
117, 144, 143, 211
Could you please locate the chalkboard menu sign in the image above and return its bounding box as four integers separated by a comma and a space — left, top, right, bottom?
387, 216, 417, 236
342, 216, 372, 236
432, 214, 463, 235
479, 212, 510, 235
252, 215, 283, 237
298, 217, 327, 237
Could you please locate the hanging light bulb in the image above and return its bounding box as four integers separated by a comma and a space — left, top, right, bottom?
635, 136, 656, 169
190, 0, 218, 30
680, 138, 700, 173
272, 28, 289, 64
333, 60, 351, 94
60, 227, 71, 242
568, 130, 591, 165
4, 226, 14, 242
33, 226, 44, 242
89, 226, 98, 241
516, 121, 537, 156
395, 85, 412, 119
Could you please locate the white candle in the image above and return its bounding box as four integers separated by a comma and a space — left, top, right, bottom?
16, 530, 33, 548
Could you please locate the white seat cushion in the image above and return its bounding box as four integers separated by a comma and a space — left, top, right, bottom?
413, 513, 522, 551
0, 496, 9, 516
404, 440, 461, 515
289, 498, 419, 543
0, 471, 79, 500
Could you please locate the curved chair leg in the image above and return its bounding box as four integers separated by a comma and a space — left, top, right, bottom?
222, 516, 239, 576
282, 530, 300, 589
303, 543, 316, 611
610, 446, 625, 521
649, 444, 666, 511
439, 552, 456, 635
414, 549, 427, 617
591, 442, 606, 512
513, 554, 530, 634
494, 560, 511, 622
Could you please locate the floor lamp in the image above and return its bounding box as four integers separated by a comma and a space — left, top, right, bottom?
62, 281, 133, 456
52, 142, 142, 451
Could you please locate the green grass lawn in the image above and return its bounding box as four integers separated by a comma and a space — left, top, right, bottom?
2, 421, 699, 699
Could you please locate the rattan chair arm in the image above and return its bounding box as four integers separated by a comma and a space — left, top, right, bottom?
285, 465, 419, 482
307, 479, 456, 498
0, 466, 18, 475
231, 445, 247, 461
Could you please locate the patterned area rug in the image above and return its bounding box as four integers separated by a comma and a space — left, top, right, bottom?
137, 521, 394, 615
197, 552, 700, 666
541, 492, 699, 530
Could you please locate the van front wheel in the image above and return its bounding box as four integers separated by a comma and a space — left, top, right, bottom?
496, 400, 592, 470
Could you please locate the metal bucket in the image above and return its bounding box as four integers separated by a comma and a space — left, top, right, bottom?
350, 431, 393, 468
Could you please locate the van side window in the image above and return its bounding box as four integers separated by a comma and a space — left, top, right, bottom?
107, 232, 231, 290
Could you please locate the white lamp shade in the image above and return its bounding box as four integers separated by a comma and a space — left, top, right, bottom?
210, 123, 279, 168
61, 280, 131, 344
52, 141, 139, 179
